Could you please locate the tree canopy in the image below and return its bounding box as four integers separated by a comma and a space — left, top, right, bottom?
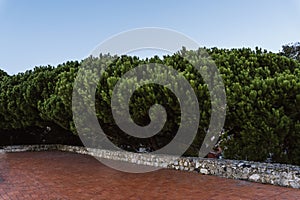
0, 47, 299, 165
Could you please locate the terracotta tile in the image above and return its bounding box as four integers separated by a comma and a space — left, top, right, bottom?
0, 151, 299, 199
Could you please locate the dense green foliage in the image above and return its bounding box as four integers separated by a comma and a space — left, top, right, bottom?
208, 47, 300, 164
280, 42, 300, 62
0, 47, 299, 165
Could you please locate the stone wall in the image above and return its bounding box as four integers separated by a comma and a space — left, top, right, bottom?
1, 144, 299, 189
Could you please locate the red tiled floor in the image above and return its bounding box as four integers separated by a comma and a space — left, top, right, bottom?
0, 151, 299, 199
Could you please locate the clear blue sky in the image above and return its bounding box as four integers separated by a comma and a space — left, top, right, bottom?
1, 0, 300, 75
